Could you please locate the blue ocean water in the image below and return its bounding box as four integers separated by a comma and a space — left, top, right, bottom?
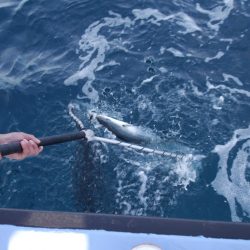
0, 0, 250, 222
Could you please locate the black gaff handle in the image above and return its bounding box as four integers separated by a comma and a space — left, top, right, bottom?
0, 131, 86, 157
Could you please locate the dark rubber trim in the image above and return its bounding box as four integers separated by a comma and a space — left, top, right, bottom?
0, 208, 250, 240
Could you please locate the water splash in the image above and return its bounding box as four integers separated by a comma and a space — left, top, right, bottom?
113, 147, 201, 216
174, 155, 197, 190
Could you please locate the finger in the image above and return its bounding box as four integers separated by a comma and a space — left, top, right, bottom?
39, 146, 43, 153
21, 139, 32, 156
27, 140, 36, 155
29, 140, 40, 156
22, 134, 40, 145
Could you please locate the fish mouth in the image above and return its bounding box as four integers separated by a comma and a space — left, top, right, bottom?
95, 114, 129, 129
96, 115, 110, 125
95, 114, 129, 136
95, 115, 118, 133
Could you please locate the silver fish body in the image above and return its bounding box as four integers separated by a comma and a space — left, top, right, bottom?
95, 114, 151, 145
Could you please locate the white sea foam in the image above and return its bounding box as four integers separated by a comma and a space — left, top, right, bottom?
220, 38, 233, 51
138, 170, 148, 207
196, 0, 234, 32
132, 8, 174, 25
220, 38, 233, 43
212, 95, 224, 110
190, 81, 203, 96
0, 0, 30, 11
0, 48, 66, 90
0, 72, 20, 88
65, 8, 201, 102
223, 73, 244, 86
175, 12, 202, 34
204, 51, 224, 63
95, 60, 120, 72
64, 12, 133, 102
206, 79, 250, 98
166, 47, 185, 57
132, 9, 201, 34
15, 0, 29, 12
159, 67, 168, 73
211, 119, 219, 125
212, 126, 250, 221
140, 75, 157, 86
119, 201, 132, 214
195, 76, 250, 111
0, 1, 17, 8
160, 46, 165, 55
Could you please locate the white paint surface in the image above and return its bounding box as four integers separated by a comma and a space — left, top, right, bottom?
0, 225, 250, 250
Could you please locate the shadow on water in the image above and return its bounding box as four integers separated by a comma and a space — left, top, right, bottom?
73, 140, 117, 213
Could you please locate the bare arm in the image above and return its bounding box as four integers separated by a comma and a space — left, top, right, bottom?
0, 132, 43, 160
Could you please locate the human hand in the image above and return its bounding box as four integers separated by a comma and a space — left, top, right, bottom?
0, 132, 43, 160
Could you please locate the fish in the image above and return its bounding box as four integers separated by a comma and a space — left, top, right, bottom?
93, 113, 152, 145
